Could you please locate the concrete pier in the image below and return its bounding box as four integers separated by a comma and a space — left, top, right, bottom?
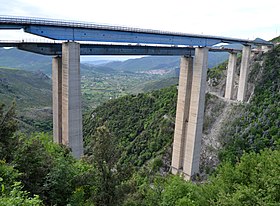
61, 42, 83, 158
171, 56, 193, 174
225, 52, 237, 100
237, 45, 251, 101
171, 48, 208, 180
52, 56, 62, 144
183, 47, 208, 180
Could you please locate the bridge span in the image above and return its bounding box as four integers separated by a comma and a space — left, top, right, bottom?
0, 41, 244, 56
0, 16, 273, 180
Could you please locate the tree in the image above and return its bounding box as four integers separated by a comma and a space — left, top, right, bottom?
204, 149, 280, 205
43, 153, 78, 206
12, 133, 53, 201
0, 181, 43, 206
88, 126, 124, 206
0, 102, 18, 161
0, 160, 43, 206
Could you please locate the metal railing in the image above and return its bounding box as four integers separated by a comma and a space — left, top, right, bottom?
0, 15, 184, 34
0, 15, 274, 46
0, 15, 256, 42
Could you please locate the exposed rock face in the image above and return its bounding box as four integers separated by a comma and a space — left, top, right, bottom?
199, 52, 265, 179
151, 52, 265, 179
200, 97, 236, 178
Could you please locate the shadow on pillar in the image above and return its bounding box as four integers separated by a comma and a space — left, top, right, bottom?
52, 56, 62, 144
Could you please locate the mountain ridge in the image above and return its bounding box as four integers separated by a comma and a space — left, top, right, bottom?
0, 47, 229, 74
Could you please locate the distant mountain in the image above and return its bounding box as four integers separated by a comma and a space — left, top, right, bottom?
81, 63, 117, 74
104, 56, 180, 72
0, 48, 118, 75
83, 60, 113, 65
102, 52, 229, 72
0, 48, 51, 74
0, 47, 230, 75
0, 67, 53, 131
0, 67, 51, 109
141, 77, 179, 92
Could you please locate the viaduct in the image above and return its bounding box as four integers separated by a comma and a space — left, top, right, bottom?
0, 16, 273, 180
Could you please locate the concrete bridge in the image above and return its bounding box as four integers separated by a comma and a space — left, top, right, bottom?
0, 16, 273, 180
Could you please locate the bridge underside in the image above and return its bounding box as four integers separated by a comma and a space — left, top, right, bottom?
0, 42, 243, 56
0, 42, 195, 56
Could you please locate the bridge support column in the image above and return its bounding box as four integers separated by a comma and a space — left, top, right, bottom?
52, 56, 62, 144
171, 48, 208, 180
182, 47, 208, 180
225, 52, 237, 100
171, 56, 193, 174
237, 45, 251, 101
61, 42, 83, 158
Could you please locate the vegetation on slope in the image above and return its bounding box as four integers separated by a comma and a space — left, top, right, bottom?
141, 77, 179, 92
123, 149, 280, 206
1, 45, 280, 206
0, 102, 134, 205
0, 48, 51, 74
0, 67, 51, 109
84, 86, 177, 167
271, 36, 280, 43
103, 52, 228, 72
0, 67, 52, 132
218, 45, 280, 162
84, 45, 280, 205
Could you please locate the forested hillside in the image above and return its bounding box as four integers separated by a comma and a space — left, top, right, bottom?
84, 86, 177, 168
0, 45, 279, 205
84, 45, 280, 204
0, 48, 51, 74
218, 45, 280, 162
0, 67, 51, 108
0, 67, 53, 132
102, 52, 228, 72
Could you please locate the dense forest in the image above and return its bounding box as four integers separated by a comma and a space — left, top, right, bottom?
0, 45, 280, 205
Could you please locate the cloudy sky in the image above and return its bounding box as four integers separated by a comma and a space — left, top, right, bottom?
0, 0, 279, 41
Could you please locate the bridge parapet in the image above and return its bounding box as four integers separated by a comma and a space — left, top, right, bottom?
0, 16, 273, 47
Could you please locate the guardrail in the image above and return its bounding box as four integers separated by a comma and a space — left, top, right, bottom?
0, 15, 269, 45
0, 15, 187, 35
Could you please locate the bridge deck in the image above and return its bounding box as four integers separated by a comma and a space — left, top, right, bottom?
0, 16, 273, 47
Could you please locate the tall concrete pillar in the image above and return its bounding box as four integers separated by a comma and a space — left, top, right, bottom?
171, 56, 193, 174
62, 42, 83, 158
237, 45, 251, 101
183, 47, 208, 180
52, 56, 62, 144
225, 52, 237, 100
